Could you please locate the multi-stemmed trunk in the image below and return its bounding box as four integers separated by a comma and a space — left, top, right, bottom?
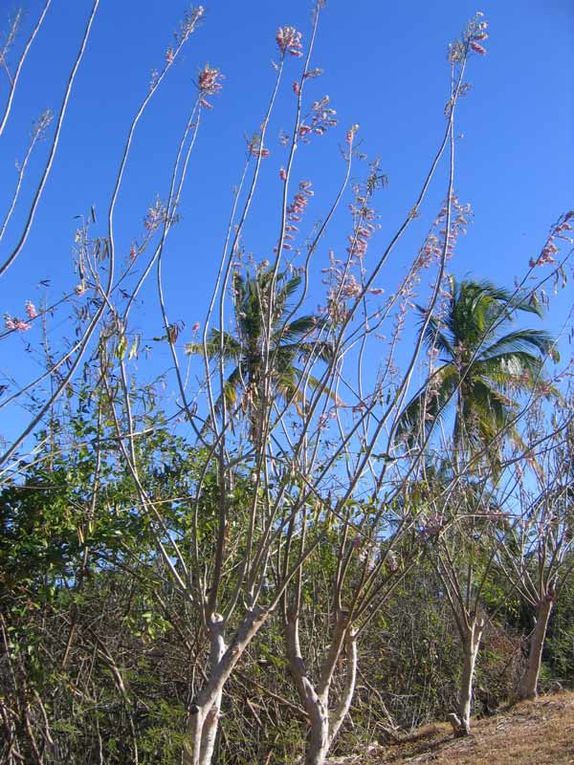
285, 610, 358, 765
518, 597, 553, 701
182, 608, 267, 765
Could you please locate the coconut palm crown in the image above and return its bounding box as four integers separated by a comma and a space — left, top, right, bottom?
186, 267, 334, 442
397, 277, 558, 469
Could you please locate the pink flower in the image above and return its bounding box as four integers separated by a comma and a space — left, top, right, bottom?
286, 181, 313, 221
346, 124, 359, 144
198, 65, 223, 108
25, 301, 38, 319
4, 315, 31, 332
469, 40, 487, 55
339, 274, 362, 298
144, 198, 167, 232
279, 167, 287, 181
191, 322, 200, 332
247, 135, 270, 158
299, 96, 337, 142
530, 211, 574, 267
178, 6, 205, 43
276, 26, 303, 57
292, 81, 300, 96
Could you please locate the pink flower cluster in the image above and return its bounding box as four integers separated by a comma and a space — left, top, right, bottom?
529, 211, 574, 268
466, 12, 489, 55
4, 301, 37, 332
416, 195, 472, 270
346, 123, 359, 145
321, 251, 363, 323
4, 316, 31, 332
420, 512, 445, 538
338, 273, 363, 299
348, 187, 377, 260
298, 96, 337, 141
198, 65, 223, 108
178, 6, 205, 44
449, 12, 488, 63
144, 198, 167, 233
247, 134, 270, 158
348, 219, 376, 259
304, 67, 323, 80
276, 26, 303, 57
25, 301, 38, 319
287, 180, 313, 222
282, 180, 313, 250
320, 175, 384, 322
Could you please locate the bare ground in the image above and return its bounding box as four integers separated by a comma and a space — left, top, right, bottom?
327, 691, 574, 765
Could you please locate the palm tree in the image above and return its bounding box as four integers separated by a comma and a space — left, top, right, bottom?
397, 277, 557, 470
186, 267, 334, 444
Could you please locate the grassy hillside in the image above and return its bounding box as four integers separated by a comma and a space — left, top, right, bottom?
328, 692, 574, 765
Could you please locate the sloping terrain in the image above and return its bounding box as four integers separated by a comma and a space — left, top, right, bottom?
329, 692, 574, 764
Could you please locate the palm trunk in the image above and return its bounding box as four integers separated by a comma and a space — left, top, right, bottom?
457, 619, 483, 736
518, 598, 553, 701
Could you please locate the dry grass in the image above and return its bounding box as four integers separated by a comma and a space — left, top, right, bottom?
328, 691, 574, 764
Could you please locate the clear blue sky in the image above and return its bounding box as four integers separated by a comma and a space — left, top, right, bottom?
1, 0, 573, 442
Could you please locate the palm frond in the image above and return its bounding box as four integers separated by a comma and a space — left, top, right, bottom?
480, 329, 558, 363
396, 364, 459, 445
417, 309, 455, 359
275, 315, 318, 345
185, 329, 242, 361
273, 273, 303, 320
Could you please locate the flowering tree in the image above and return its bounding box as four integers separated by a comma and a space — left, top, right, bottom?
1, 3, 573, 765
495, 396, 574, 700
407, 458, 507, 736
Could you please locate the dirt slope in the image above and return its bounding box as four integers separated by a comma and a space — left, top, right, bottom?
328, 692, 574, 765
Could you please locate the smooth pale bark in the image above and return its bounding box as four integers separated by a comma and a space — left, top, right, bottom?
518, 598, 553, 701
183, 607, 268, 765
285, 612, 358, 765
457, 618, 483, 737
286, 616, 329, 765
326, 630, 357, 746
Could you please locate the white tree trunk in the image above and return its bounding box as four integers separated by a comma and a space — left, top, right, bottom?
518, 598, 553, 700
183, 608, 267, 765
457, 619, 483, 736
304, 692, 330, 765
327, 630, 357, 748
286, 614, 358, 765
285, 616, 329, 765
